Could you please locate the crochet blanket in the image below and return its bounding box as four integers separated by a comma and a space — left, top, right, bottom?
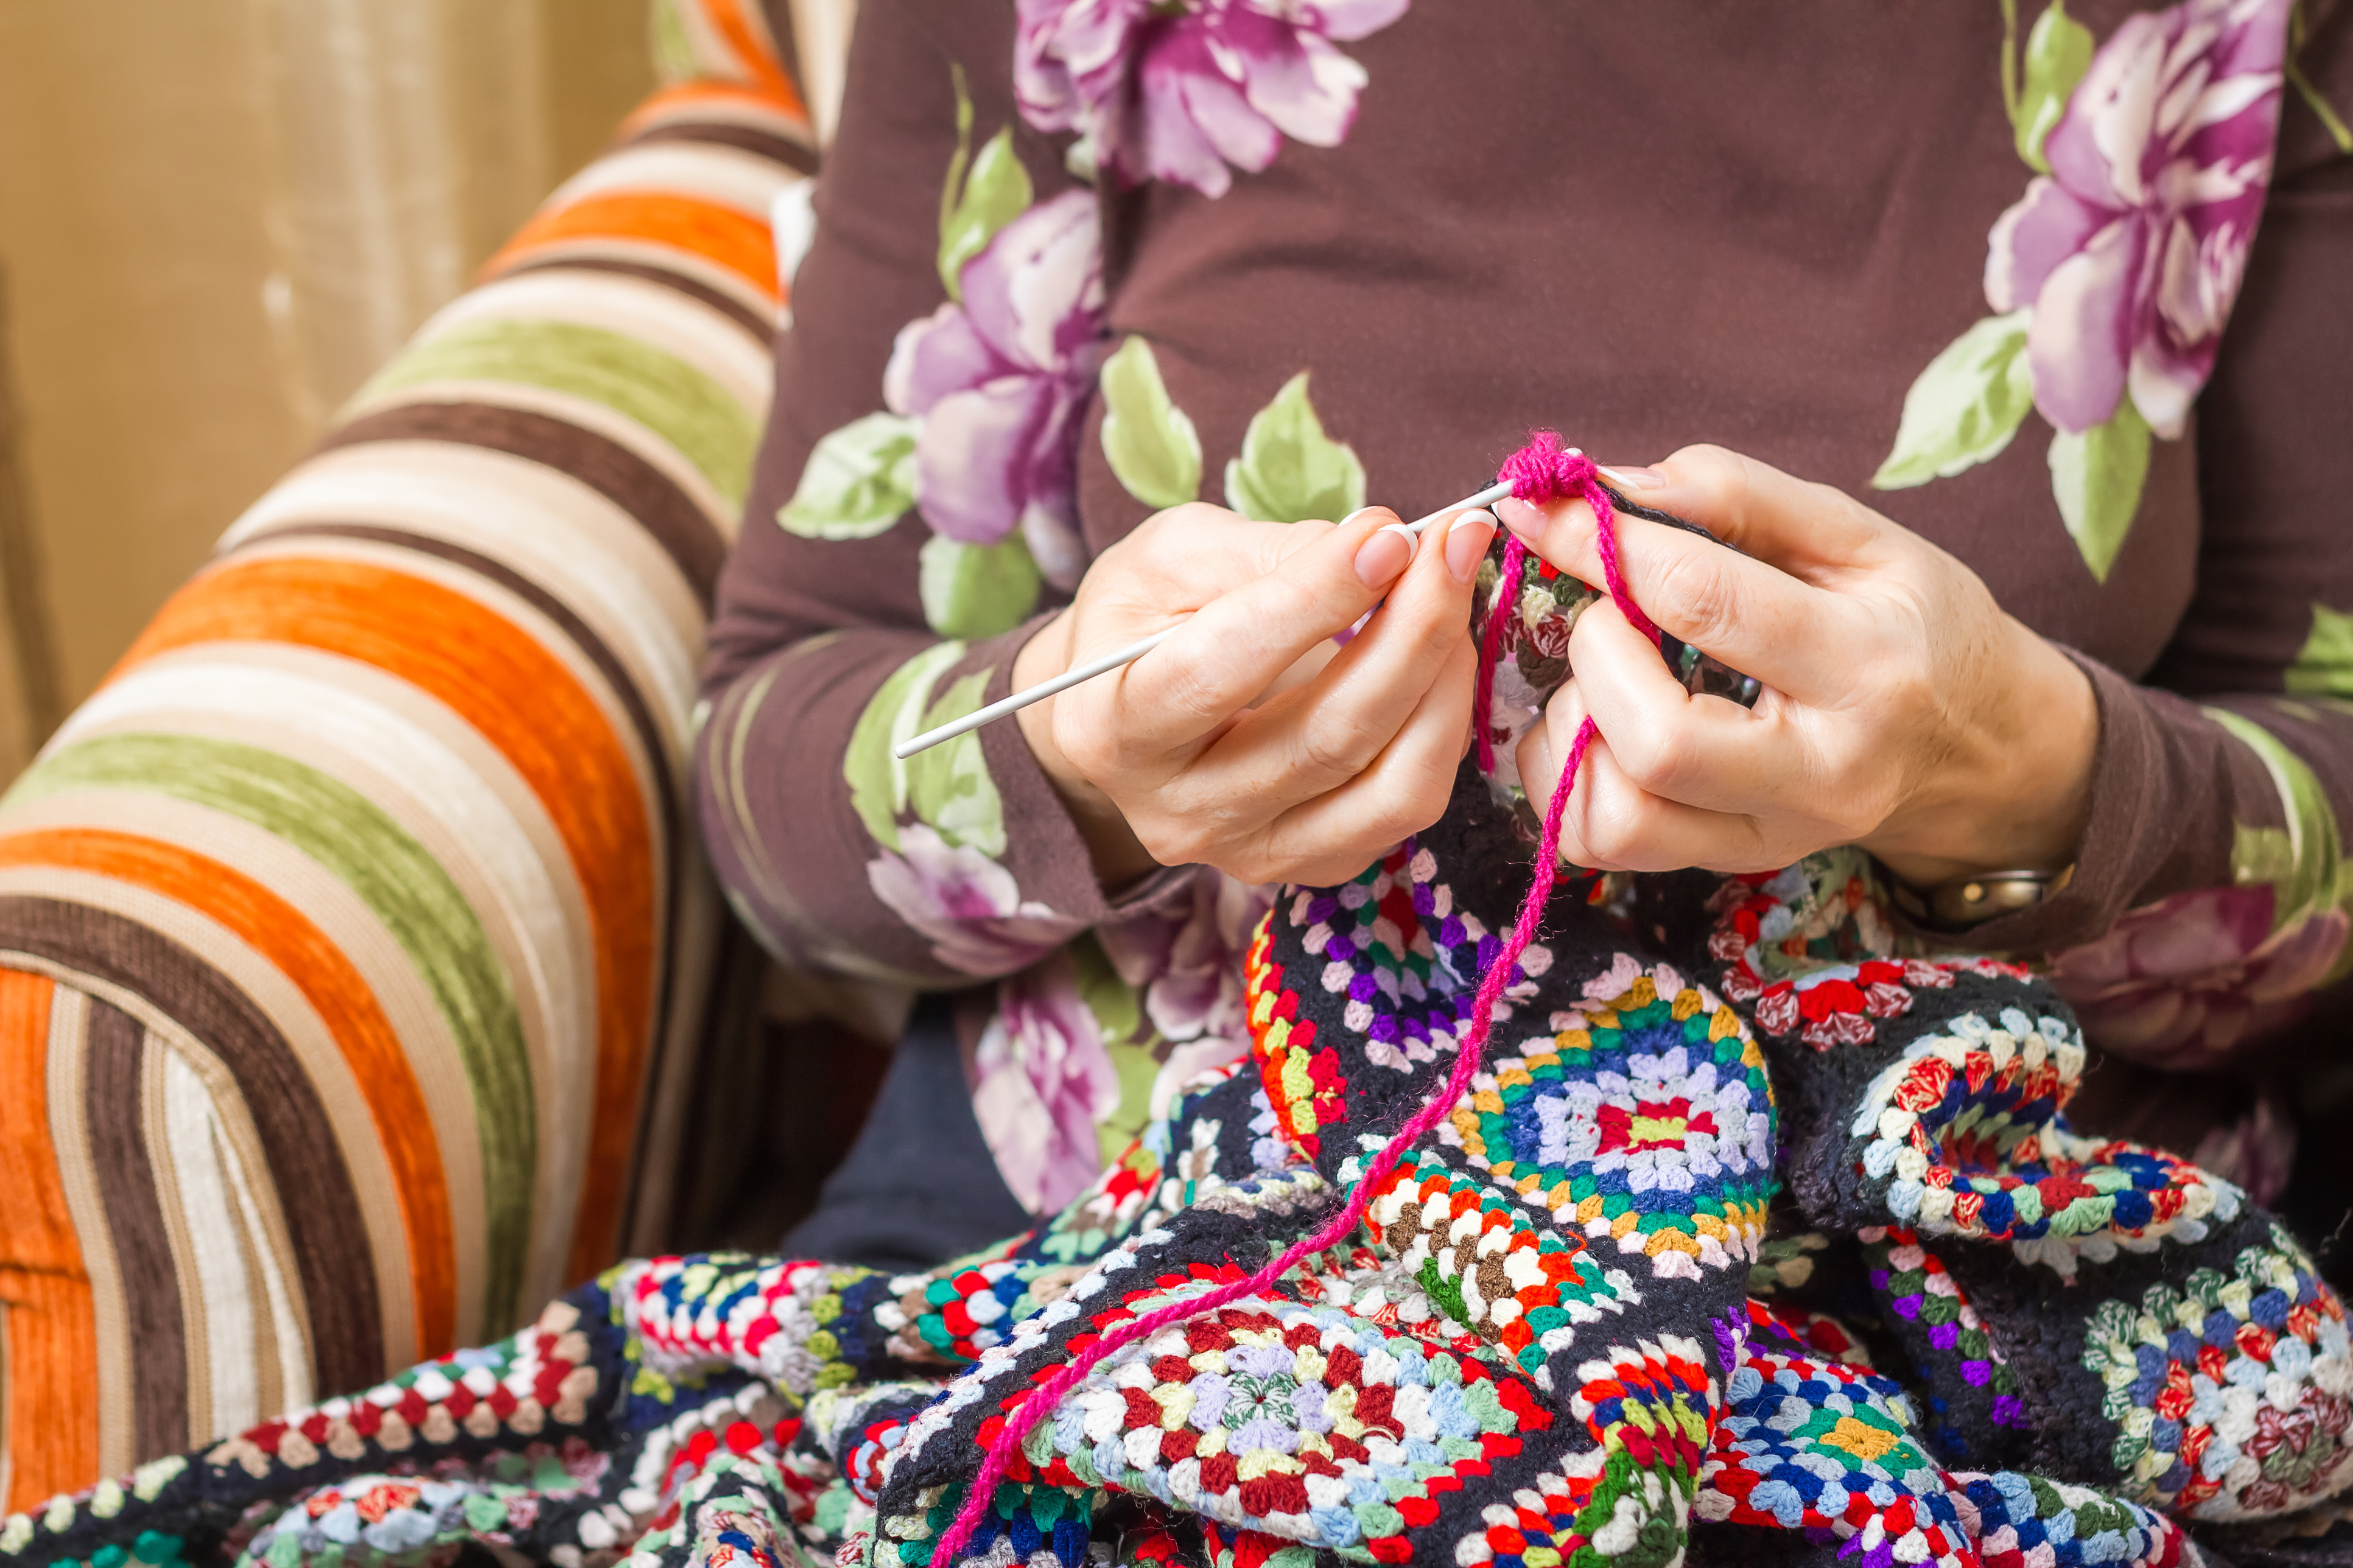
13, 766, 2353, 1568
14, 501, 2353, 1568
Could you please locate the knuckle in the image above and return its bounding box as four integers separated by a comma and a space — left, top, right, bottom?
1613, 724, 1692, 795
1155, 656, 1233, 730
1296, 709, 1379, 779
1649, 550, 1740, 651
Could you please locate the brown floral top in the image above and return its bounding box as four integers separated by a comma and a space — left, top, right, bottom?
699, 0, 2353, 1218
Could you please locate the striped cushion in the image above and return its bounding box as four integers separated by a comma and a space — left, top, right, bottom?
0, 3, 809, 1513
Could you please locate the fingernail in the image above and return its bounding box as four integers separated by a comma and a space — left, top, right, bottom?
1597, 464, 1666, 492
1355, 523, 1416, 586
1444, 509, 1495, 582
1494, 495, 1543, 533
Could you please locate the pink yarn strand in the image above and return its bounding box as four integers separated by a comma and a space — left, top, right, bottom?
930, 439, 1629, 1566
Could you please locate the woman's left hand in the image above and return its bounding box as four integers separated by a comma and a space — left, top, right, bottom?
1498, 444, 2099, 886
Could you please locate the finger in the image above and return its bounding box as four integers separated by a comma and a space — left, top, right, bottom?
1064, 503, 1334, 631
1520, 684, 1781, 873
1493, 488, 1863, 706
1253, 627, 1478, 884
1091, 505, 1418, 756
1630, 444, 1891, 572
1230, 508, 1493, 794
1562, 596, 1801, 815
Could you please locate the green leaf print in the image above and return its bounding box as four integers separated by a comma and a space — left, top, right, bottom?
1070, 932, 1146, 1049
906, 670, 1008, 856
2288, 3, 2353, 156
1871, 311, 2035, 491
2209, 707, 2346, 928
1099, 335, 1202, 511
779, 412, 920, 539
919, 534, 1043, 639
2047, 397, 2150, 582
939, 129, 1035, 303
2013, 1, 2094, 172
2286, 603, 2353, 699
843, 641, 966, 850
1223, 371, 1367, 523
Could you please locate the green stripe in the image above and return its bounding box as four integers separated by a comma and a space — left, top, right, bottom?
363, 317, 758, 505
12, 732, 535, 1334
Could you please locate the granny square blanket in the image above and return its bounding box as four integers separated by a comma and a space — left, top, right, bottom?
12, 747, 2353, 1568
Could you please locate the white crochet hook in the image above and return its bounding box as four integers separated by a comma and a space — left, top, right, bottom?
892, 479, 1518, 760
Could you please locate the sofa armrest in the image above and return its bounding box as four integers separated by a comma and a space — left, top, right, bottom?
0, 0, 811, 1513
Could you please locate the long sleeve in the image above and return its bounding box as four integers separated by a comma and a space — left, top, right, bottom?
1948, 12, 2353, 1069
696, 0, 1137, 988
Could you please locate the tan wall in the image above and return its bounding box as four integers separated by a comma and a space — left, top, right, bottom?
0, 0, 656, 770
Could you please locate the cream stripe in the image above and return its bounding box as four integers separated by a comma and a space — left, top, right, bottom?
0, 937, 414, 1376
197, 536, 672, 905
217, 443, 703, 744
324, 374, 738, 539
631, 96, 813, 146
545, 142, 800, 223
152, 1045, 259, 1439
144, 1023, 312, 1438
41, 987, 134, 1477
53, 663, 594, 1309
415, 267, 772, 402
492, 236, 777, 325
137, 1035, 209, 1442
0, 796, 485, 1348
188, 1025, 312, 1426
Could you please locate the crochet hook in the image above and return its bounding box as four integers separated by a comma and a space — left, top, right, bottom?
892, 479, 1518, 760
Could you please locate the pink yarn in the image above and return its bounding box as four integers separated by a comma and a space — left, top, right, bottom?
928, 435, 1635, 1565
1497, 431, 1661, 645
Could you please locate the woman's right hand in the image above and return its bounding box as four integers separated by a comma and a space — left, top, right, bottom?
1014, 501, 1498, 888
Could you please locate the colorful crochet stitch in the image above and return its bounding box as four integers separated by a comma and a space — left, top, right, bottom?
16, 445, 2353, 1568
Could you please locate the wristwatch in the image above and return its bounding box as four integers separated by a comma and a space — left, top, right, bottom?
1890, 864, 2074, 930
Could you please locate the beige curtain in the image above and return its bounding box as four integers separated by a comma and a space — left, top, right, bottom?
0, 0, 655, 763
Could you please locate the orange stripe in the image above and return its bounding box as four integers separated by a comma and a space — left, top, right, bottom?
119, 558, 658, 1286
483, 192, 779, 303
0, 829, 457, 1361
705, 0, 802, 114
0, 967, 98, 1509
619, 80, 809, 140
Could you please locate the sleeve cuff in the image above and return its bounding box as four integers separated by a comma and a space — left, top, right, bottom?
1899, 649, 2181, 956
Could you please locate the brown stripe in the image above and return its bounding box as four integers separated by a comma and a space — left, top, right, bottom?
626, 119, 820, 178
495, 253, 777, 342
314, 402, 728, 608
0, 898, 383, 1397
80, 998, 190, 1460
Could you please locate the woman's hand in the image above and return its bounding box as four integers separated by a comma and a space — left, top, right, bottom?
1015, 501, 1498, 888
1501, 444, 2098, 886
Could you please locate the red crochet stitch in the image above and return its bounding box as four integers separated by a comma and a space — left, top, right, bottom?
930, 432, 1639, 1565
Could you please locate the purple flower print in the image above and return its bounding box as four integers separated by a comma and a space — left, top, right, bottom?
1983, 0, 2289, 437
973, 953, 1124, 1213
1015, 0, 1410, 198
1098, 869, 1276, 1115
2048, 884, 2346, 1063
884, 190, 1105, 587
866, 824, 1088, 976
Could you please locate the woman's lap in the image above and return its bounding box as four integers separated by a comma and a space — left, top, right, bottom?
782, 996, 1032, 1273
